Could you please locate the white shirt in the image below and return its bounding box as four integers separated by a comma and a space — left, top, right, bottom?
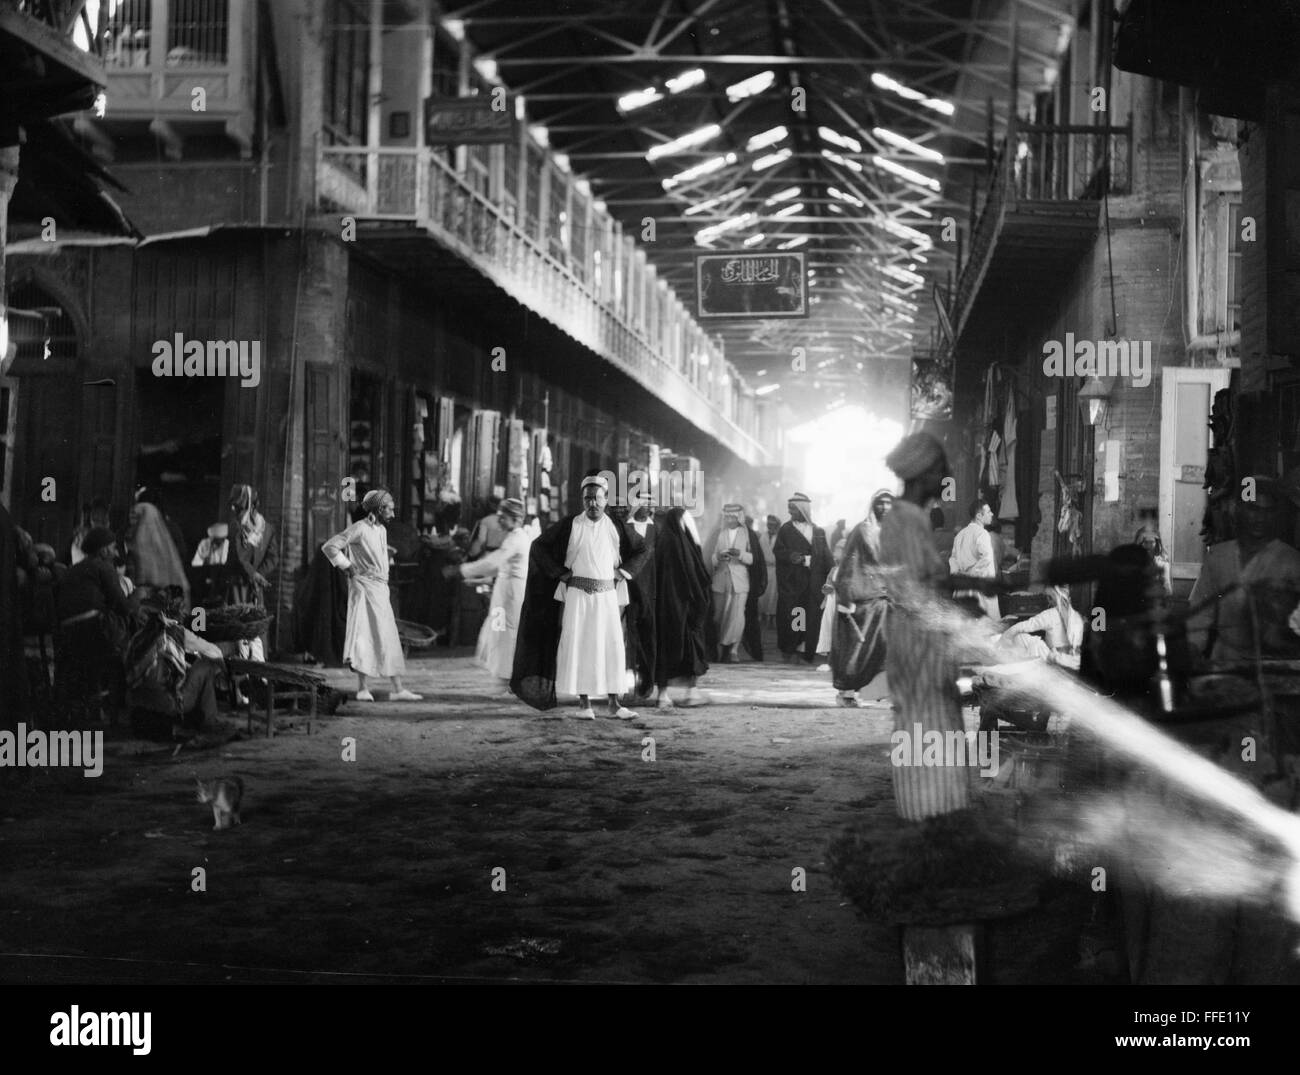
950, 520, 995, 579
565, 513, 621, 578
191, 537, 230, 567
322, 517, 390, 582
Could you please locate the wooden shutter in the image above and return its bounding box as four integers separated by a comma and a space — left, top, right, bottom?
305, 363, 346, 554
15, 378, 79, 549
466, 409, 501, 504
80, 380, 119, 516
222, 373, 261, 497
436, 396, 456, 462
505, 418, 527, 499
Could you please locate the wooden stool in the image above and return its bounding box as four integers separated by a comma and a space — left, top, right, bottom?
225, 659, 327, 739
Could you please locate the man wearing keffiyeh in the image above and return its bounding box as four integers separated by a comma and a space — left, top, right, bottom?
323, 489, 422, 702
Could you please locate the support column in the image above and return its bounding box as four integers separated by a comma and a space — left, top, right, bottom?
0, 142, 20, 377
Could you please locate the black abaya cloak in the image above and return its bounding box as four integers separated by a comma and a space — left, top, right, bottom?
652, 508, 711, 686
773, 518, 833, 659
830, 521, 888, 691
292, 545, 349, 665
741, 524, 768, 661
621, 519, 656, 699
511, 512, 647, 710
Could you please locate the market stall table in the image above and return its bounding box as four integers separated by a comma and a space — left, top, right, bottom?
224, 658, 327, 739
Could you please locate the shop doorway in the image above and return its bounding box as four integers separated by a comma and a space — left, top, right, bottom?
134, 370, 225, 560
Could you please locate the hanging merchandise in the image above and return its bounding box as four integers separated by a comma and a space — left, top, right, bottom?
1055, 470, 1083, 553
1001, 393, 1019, 521
986, 429, 1002, 488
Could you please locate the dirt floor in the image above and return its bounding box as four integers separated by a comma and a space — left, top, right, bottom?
0, 631, 1105, 984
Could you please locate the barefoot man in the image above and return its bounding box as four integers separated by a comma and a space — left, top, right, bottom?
323, 489, 422, 702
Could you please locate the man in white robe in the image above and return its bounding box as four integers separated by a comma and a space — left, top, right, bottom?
447, 497, 531, 693
710, 503, 752, 662
949, 497, 1000, 621
555, 475, 638, 719
323, 489, 422, 702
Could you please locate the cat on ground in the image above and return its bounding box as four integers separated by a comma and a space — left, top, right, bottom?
195, 776, 244, 831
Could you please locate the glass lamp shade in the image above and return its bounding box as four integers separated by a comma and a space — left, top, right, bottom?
1078, 376, 1111, 428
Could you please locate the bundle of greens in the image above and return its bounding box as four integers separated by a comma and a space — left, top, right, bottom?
202, 603, 272, 642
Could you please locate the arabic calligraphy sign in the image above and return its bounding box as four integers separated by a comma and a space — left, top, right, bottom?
695, 252, 808, 319
424, 96, 518, 145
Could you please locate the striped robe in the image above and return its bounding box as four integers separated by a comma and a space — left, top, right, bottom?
878, 499, 969, 820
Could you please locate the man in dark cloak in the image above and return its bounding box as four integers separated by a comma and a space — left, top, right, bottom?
741, 513, 768, 661
511, 476, 648, 712
652, 506, 711, 710
773, 492, 833, 663
615, 500, 657, 702
831, 490, 892, 705
292, 545, 349, 665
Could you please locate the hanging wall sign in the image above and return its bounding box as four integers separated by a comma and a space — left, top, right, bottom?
424, 96, 518, 145
695, 252, 808, 319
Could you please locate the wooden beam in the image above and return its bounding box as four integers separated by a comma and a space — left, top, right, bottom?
0, 4, 106, 88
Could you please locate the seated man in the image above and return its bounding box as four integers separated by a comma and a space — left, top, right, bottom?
995, 585, 1085, 669
125, 586, 226, 737
55, 527, 135, 721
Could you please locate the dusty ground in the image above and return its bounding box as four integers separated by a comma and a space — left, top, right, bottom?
0, 633, 1098, 984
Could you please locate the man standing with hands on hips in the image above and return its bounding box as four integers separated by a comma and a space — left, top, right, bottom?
323, 489, 422, 702
512, 474, 648, 719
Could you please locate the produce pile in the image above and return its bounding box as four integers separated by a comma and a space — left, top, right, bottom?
202, 603, 272, 641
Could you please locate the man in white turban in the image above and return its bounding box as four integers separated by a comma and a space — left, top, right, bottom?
511, 474, 649, 719
323, 489, 422, 702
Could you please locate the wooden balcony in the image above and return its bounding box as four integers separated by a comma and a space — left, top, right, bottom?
950, 117, 1133, 346
317, 144, 768, 467
74, 0, 252, 158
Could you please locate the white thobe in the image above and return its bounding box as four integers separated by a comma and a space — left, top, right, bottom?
949, 520, 999, 620
461, 527, 531, 681
710, 525, 751, 645
554, 513, 629, 697
322, 518, 406, 678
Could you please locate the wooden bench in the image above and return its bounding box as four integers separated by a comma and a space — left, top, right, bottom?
225, 659, 328, 739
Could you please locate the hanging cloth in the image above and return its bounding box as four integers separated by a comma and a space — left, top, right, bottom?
1001, 394, 1019, 520
986, 430, 1002, 487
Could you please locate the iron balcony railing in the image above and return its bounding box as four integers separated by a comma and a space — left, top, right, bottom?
318, 143, 766, 464
951, 113, 1133, 338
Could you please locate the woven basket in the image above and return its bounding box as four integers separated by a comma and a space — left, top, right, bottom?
203, 606, 272, 642
396, 620, 439, 649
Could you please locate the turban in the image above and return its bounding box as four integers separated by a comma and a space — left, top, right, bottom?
886, 433, 947, 481
788, 493, 811, 504
580, 475, 609, 492
722, 502, 744, 514
499, 497, 525, 520
870, 488, 894, 508
361, 489, 390, 514
208, 523, 229, 540
81, 527, 117, 557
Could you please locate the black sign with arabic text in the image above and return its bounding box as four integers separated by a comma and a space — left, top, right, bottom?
424, 96, 518, 145
695, 252, 808, 319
